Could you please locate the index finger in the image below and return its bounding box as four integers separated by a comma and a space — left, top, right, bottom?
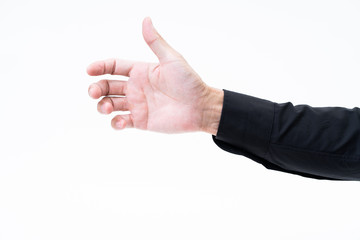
87, 58, 135, 77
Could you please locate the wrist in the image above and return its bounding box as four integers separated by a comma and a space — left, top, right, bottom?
199, 87, 224, 135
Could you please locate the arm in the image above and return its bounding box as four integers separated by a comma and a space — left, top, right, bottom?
88, 17, 360, 180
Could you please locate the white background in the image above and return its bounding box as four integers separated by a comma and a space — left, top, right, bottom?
1, 0, 360, 239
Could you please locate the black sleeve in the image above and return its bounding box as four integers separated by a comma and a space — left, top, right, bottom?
213, 90, 360, 180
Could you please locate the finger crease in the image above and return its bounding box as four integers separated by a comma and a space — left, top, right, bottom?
105, 80, 110, 96
111, 59, 117, 75
109, 97, 115, 109
102, 62, 106, 75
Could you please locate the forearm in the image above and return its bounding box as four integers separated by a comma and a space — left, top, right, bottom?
269, 102, 360, 180
213, 90, 360, 180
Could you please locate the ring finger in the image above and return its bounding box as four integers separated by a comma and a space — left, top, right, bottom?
97, 97, 129, 114
89, 80, 127, 99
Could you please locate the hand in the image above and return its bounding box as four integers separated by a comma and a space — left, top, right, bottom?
88, 17, 223, 134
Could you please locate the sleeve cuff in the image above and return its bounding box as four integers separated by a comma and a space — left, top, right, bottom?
213, 90, 275, 159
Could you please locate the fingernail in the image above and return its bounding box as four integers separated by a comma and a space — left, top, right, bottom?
116, 120, 123, 129
101, 103, 107, 113
88, 86, 95, 97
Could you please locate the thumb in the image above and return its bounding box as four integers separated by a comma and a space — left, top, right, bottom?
142, 17, 180, 62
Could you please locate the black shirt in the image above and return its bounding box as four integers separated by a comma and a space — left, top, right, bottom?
213, 90, 360, 180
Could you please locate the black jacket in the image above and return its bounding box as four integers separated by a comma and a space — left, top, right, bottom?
213, 90, 360, 180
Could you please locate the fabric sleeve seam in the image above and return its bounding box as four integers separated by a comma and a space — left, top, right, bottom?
271, 142, 360, 160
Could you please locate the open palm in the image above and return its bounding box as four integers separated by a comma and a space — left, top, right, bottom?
88, 17, 216, 133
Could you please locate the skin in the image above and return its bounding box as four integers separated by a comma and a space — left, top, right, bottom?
88, 17, 224, 135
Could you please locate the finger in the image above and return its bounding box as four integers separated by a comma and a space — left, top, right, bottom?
97, 97, 129, 114
111, 114, 134, 130
87, 59, 135, 76
88, 80, 127, 99
142, 17, 181, 63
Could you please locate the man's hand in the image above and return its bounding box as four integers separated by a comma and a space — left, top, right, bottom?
88, 17, 223, 135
